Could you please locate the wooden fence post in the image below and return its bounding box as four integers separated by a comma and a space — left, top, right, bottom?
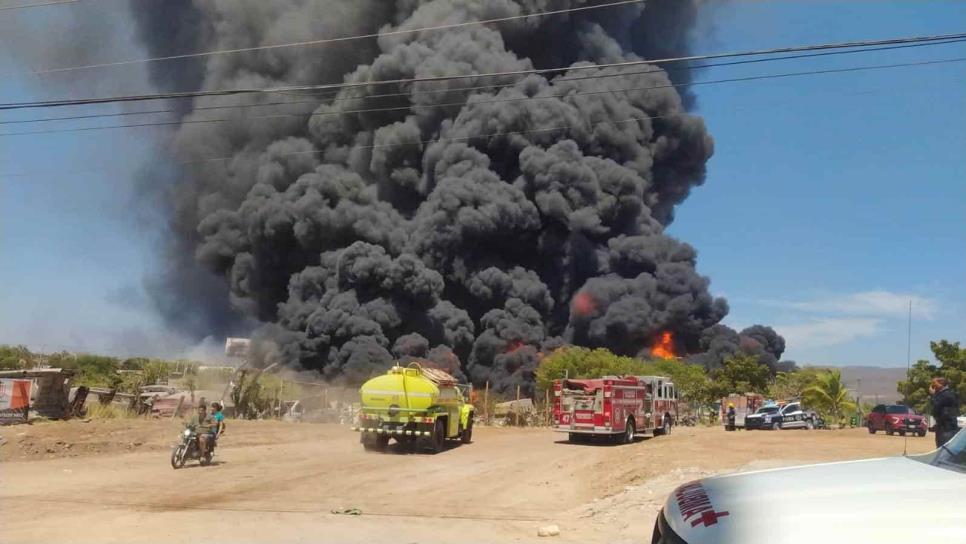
483, 381, 489, 425
545, 389, 550, 426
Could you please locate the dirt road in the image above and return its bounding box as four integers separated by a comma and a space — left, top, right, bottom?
1, 422, 934, 543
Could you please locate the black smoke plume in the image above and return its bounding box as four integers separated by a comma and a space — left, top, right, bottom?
686, 324, 786, 373
129, 0, 781, 394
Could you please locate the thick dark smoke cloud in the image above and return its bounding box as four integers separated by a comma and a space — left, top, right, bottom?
686, 323, 786, 373
129, 0, 781, 394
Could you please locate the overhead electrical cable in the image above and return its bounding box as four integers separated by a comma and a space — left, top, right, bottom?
3, 32, 965, 111
0, 0, 77, 11
5, 0, 644, 76
2, 56, 963, 137
3, 79, 960, 180
7, 37, 966, 126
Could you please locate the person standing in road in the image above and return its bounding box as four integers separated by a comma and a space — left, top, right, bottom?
930, 377, 960, 448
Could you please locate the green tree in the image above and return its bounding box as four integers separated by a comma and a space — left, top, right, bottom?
0, 344, 33, 369
898, 340, 966, 415
63, 354, 121, 388
712, 353, 770, 395
535, 346, 714, 406
643, 359, 713, 405
768, 368, 822, 400
535, 346, 650, 392
803, 369, 856, 422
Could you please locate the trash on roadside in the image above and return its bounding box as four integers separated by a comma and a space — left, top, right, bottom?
331, 507, 362, 516
537, 524, 560, 537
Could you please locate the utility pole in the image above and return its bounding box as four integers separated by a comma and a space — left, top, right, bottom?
904, 299, 912, 405
903, 299, 912, 457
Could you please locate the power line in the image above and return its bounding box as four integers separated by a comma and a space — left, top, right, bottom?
2, 72, 962, 180
2, 56, 963, 137
0, 0, 77, 11
3, 32, 965, 111
5, 36, 966, 127
5, 37, 962, 125
8, 0, 644, 77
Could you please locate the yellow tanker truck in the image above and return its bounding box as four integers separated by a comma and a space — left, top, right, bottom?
353, 362, 474, 453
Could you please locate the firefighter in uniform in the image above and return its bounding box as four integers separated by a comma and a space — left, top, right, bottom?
726, 403, 737, 431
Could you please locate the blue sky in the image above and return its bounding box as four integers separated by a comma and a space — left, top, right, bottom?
672, 1, 966, 366
1, 1, 964, 366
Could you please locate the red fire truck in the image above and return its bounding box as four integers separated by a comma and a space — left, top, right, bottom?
552, 375, 678, 443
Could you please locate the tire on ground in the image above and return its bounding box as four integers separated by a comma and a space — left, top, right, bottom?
624, 417, 636, 443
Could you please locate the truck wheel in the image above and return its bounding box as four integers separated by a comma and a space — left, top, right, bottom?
917, 430, 926, 437
624, 418, 636, 443
656, 417, 671, 436
461, 418, 473, 444
805, 420, 814, 430
886, 426, 894, 436
568, 433, 582, 443
430, 420, 446, 453
868, 423, 876, 434
363, 434, 389, 452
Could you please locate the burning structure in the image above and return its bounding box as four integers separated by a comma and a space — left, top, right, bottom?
128, 0, 784, 394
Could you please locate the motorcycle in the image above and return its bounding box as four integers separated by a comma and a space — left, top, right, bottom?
170, 426, 214, 469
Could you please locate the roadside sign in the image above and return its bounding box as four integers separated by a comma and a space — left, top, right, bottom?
0, 379, 31, 424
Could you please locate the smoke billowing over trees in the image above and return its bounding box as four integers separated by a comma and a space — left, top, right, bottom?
128, 0, 784, 393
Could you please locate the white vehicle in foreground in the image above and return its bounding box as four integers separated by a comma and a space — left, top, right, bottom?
652, 428, 966, 543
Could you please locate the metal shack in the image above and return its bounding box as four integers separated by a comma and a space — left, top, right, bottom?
0, 368, 76, 420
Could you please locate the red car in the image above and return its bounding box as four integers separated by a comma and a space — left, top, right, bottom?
867, 404, 927, 437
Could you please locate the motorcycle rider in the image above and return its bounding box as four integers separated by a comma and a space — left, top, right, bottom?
187, 402, 214, 456
930, 377, 960, 448
210, 402, 226, 445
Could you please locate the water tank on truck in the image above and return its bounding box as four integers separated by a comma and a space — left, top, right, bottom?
353, 362, 474, 453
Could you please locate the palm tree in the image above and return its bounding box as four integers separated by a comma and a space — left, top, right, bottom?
803, 369, 856, 426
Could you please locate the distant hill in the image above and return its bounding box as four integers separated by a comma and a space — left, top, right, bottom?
834, 366, 909, 405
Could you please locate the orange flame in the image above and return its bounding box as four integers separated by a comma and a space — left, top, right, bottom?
571, 292, 597, 317
650, 331, 676, 359
505, 340, 525, 354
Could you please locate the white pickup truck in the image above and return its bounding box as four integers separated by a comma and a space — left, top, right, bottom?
652, 428, 966, 543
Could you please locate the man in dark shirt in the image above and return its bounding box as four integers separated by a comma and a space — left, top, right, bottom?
930, 377, 960, 448
187, 402, 214, 456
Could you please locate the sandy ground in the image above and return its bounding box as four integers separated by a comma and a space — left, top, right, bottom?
0, 421, 935, 543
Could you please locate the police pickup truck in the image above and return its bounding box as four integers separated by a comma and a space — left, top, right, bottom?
744, 402, 815, 430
